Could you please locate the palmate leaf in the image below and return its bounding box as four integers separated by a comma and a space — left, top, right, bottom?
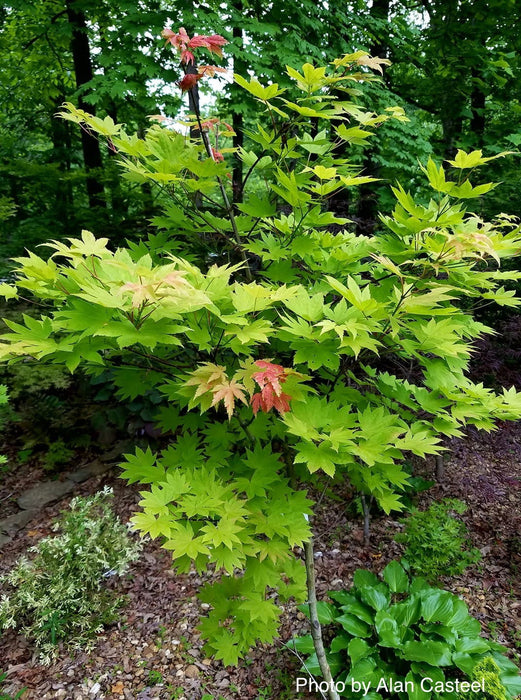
164, 522, 211, 560
119, 447, 164, 485
294, 440, 339, 476
130, 510, 172, 539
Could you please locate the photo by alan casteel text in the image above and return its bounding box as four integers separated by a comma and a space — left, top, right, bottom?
296, 676, 487, 696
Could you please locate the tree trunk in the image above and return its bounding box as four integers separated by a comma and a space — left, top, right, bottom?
50, 96, 74, 227
231, 7, 245, 203
355, 0, 390, 234
304, 536, 340, 700
65, 0, 105, 208
361, 494, 371, 546
470, 68, 486, 149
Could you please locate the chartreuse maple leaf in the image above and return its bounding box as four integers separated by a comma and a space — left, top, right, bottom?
164, 522, 211, 560
119, 447, 165, 485
130, 511, 173, 539
294, 441, 339, 476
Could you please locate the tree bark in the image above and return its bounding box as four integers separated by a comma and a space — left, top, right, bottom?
470, 67, 486, 149
65, 0, 105, 208
361, 494, 371, 546
231, 6, 245, 203
50, 96, 74, 226
304, 536, 339, 700
355, 0, 390, 234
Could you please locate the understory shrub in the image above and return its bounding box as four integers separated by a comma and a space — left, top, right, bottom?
0, 487, 141, 662
291, 561, 521, 699
396, 499, 481, 582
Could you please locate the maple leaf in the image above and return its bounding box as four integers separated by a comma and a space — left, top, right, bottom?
178, 73, 202, 92
198, 65, 228, 78
250, 360, 293, 415
210, 379, 248, 419
189, 33, 227, 57
162, 27, 227, 64
121, 269, 190, 307
356, 54, 392, 74
185, 363, 227, 398
251, 389, 292, 415
211, 147, 224, 162
161, 27, 190, 50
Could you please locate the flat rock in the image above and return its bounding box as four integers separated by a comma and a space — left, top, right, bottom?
17, 479, 75, 511
0, 509, 38, 535
0, 532, 12, 548
100, 440, 135, 462
65, 466, 94, 484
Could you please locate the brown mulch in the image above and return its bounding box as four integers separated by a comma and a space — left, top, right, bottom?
1, 423, 521, 700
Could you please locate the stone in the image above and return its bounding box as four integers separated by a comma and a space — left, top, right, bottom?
65, 466, 94, 484
184, 665, 199, 679
87, 460, 113, 476
100, 440, 134, 462
0, 509, 38, 534
17, 480, 75, 510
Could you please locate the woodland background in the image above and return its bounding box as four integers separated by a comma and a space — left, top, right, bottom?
1, 0, 521, 267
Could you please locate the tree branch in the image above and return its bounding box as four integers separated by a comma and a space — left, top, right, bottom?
22, 10, 68, 50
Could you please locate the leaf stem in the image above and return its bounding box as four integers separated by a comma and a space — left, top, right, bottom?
188, 87, 253, 281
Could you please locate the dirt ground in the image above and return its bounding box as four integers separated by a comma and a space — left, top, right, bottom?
1, 423, 520, 700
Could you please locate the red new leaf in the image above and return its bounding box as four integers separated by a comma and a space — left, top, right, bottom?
251, 360, 292, 415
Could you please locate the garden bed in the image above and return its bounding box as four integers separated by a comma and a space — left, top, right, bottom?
1, 422, 520, 699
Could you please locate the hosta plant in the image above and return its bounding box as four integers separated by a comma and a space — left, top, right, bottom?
291, 561, 521, 699
1, 28, 521, 695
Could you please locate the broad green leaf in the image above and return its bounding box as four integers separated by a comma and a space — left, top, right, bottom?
401, 640, 452, 666
336, 613, 372, 637
348, 637, 371, 665
382, 561, 409, 593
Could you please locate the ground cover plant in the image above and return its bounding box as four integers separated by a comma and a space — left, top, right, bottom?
1, 29, 521, 699
396, 499, 481, 583
291, 561, 521, 699
0, 488, 141, 663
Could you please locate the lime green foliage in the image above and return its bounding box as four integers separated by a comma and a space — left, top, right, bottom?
122, 441, 310, 664
291, 561, 521, 699
0, 488, 141, 663
464, 657, 510, 700
2, 51, 521, 664
396, 499, 481, 582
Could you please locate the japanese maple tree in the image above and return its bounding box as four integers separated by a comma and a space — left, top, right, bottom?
1, 29, 521, 698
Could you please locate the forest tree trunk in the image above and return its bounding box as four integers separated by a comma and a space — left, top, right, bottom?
65, 0, 106, 208
355, 0, 390, 234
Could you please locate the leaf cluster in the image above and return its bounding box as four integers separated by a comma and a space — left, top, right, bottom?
396, 499, 481, 583
120, 436, 311, 665
291, 561, 521, 699
2, 52, 521, 664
